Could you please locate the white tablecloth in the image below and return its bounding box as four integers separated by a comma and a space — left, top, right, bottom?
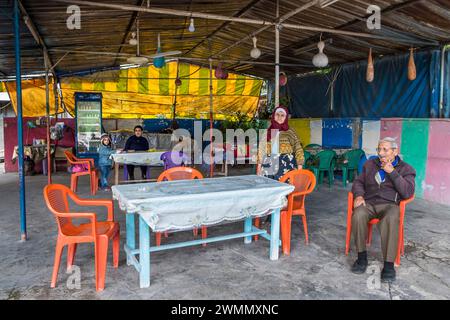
112, 175, 294, 232
111, 151, 165, 166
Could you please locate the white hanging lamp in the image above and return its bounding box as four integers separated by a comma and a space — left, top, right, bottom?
250, 36, 261, 59
129, 32, 137, 46
312, 36, 329, 68
188, 18, 195, 32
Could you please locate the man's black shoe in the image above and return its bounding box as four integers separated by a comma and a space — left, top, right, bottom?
381, 265, 396, 283
351, 259, 368, 274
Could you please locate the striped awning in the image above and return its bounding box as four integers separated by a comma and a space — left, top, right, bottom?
1, 61, 263, 119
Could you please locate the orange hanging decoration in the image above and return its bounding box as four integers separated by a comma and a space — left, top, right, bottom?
366, 48, 374, 83
408, 48, 417, 81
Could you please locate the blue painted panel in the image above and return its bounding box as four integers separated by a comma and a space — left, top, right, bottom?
322, 119, 353, 148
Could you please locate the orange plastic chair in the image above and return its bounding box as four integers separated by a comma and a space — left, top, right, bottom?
155, 166, 207, 246
345, 192, 414, 266
254, 169, 316, 255
44, 184, 120, 291
64, 150, 98, 195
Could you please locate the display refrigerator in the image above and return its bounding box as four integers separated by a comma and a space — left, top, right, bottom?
74, 92, 102, 165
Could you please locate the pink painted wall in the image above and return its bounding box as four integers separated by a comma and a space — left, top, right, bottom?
3, 117, 75, 173
380, 118, 403, 152
424, 120, 450, 204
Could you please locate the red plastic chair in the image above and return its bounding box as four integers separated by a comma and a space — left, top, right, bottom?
254, 169, 316, 255
44, 184, 120, 291
64, 150, 98, 195
345, 192, 414, 266
155, 167, 207, 246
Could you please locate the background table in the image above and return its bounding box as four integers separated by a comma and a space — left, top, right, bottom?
112, 174, 294, 288
111, 151, 166, 184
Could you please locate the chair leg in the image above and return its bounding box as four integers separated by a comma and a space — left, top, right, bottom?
95, 236, 109, 291
253, 217, 260, 241
301, 215, 309, 245
123, 165, 128, 181
342, 168, 347, 188
67, 243, 77, 271
345, 221, 352, 255
155, 232, 162, 246
396, 224, 404, 266
113, 230, 120, 268
70, 175, 77, 192
367, 224, 373, 246
281, 212, 292, 255
51, 240, 65, 288
201, 226, 207, 247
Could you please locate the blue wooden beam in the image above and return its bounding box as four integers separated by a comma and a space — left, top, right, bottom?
14, 0, 27, 241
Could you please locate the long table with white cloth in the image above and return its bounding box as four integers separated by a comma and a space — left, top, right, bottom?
112, 174, 294, 288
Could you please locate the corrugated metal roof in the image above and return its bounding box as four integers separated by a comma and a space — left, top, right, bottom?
1, 0, 449, 79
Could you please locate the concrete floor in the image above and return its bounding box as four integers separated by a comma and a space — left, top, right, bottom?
1, 166, 449, 300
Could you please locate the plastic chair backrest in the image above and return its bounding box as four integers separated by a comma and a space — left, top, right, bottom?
64, 150, 77, 164
279, 169, 316, 210
161, 151, 187, 170
157, 167, 204, 182
43, 184, 72, 232
305, 143, 322, 149
344, 149, 365, 169
316, 150, 336, 170
304, 150, 311, 163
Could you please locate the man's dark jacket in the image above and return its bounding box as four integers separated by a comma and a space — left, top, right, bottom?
352, 157, 416, 205
124, 135, 149, 151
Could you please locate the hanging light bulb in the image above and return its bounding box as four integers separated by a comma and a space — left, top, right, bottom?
312, 39, 329, 68
250, 36, 261, 59
188, 18, 195, 32
129, 32, 137, 46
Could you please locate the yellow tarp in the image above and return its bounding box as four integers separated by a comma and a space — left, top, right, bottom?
1, 61, 263, 120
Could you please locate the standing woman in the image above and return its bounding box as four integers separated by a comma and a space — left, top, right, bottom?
257, 105, 304, 180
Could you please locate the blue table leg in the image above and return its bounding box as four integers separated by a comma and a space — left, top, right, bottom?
139, 215, 151, 288
126, 213, 135, 266
244, 217, 252, 244
270, 208, 281, 261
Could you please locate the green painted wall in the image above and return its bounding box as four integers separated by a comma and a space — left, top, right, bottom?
400, 119, 429, 197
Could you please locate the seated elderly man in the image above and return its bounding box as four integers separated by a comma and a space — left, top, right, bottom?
351, 137, 415, 282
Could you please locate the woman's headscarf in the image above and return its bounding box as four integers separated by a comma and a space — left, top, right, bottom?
267, 105, 289, 140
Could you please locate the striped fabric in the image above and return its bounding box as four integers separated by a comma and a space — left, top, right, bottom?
1, 61, 263, 119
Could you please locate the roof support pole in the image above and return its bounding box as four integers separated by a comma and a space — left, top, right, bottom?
209, 59, 214, 178
439, 45, 448, 118
14, 0, 27, 241
44, 59, 52, 184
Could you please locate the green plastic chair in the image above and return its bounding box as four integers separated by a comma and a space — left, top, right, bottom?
304, 143, 322, 149
309, 149, 336, 188
340, 149, 365, 187
303, 150, 312, 169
